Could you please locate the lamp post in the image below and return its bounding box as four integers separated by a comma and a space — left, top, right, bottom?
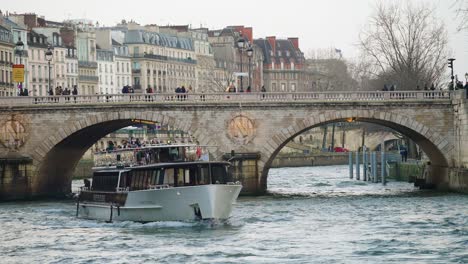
15, 37, 24, 64
45, 45, 53, 95
237, 38, 246, 92
448, 58, 455, 90
15, 38, 24, 95
247, 46, 253, 90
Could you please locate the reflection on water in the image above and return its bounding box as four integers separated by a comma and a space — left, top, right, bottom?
1, 165, 467, 263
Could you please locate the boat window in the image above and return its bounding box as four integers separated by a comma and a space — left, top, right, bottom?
184, 169, 190, 184
198, 166, 210, 185
157, 169, 164, 185
159, 149, 170, 162
163, 168, 175, 185
92, 171, 119, 191
119, 172, 129, 188
211, 165, 232, 184
176, 168, 184, 186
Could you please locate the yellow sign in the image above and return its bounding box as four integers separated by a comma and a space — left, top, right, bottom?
13, 64, 24, 83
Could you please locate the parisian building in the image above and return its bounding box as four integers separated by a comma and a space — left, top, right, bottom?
96, 47, 115, 94
2, 15, 28, 96
119, 21, 196, 93
73, 22, 98, 95
112, 39, 132, 91
254, 36, 309, 92
27, 30, 53, 96
208, 26, 264, 92
0, 24, 14, 96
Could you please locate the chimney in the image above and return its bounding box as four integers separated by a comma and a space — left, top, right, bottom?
266, 36, 276, 54
244, 27, 253, 43
288, 37, 299, 50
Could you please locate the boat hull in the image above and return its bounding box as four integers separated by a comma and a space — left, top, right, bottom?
77, 184, 242, 222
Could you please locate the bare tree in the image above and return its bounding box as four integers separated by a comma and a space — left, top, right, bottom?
455, 0, 468, 31
359, 1, 450, 90
305, 48, 357, 91
206, 61, 236, 92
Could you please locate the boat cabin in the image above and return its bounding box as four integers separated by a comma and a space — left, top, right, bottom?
89, 162, 233, 193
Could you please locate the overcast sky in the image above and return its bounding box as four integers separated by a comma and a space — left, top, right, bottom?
3, 0, 468, 80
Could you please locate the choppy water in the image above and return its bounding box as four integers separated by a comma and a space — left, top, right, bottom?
1, 165, 467, 263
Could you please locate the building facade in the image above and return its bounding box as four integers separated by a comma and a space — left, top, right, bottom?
0, 25, 14, 96
65, 46, 78, 92
27, 30, 53, 96
97, 48, 115, 94
77, 30, 98, 95
113, 40, 132, 92
254, 36, 308, 92
123, 22, 196, 93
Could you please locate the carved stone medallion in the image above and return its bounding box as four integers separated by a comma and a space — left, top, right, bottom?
0, 115, 29, 150
227, 115, 255, 144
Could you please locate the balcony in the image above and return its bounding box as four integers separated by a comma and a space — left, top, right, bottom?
79, 75, 99, 82
78, 61, 98, 68
132, 69, 141, 74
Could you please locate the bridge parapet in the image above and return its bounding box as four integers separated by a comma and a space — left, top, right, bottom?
0, 91, 453, 107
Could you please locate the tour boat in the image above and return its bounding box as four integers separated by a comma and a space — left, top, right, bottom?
76, 143, 242, 222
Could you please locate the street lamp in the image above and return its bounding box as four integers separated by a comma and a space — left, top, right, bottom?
448, 58, 455, 90
15, 37, 24, 64
237, 38, 246, 92
15, 38, 24, 95
246, 46, 253, 90
45, 45, 53, 95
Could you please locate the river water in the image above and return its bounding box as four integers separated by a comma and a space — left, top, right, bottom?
1, 165, 467, 263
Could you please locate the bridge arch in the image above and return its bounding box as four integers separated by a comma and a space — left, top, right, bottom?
30, 111, 205, 197
259, 110, 454, 190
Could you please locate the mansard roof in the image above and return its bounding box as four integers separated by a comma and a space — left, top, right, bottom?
254, 38, 304, 66
124, 30, 193, 51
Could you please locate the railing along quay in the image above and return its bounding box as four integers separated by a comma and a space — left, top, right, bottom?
0, 91, 453, 107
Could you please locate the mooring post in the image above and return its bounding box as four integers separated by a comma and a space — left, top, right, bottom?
356, 151, 360, 180
372, 152, 377, 183
349, 151, 353, 179
381, 142, 386, 185
367, 151, 372, 182
363, 147, 367, 181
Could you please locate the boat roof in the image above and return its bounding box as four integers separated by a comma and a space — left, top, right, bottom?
93, 160, 231, 172
95, 143, 212, 154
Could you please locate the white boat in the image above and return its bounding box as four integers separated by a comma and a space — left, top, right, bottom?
76, 144, 242, 222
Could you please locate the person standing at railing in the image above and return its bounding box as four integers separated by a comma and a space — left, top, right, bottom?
261, 85, 266, 100
72, 85, 78, 103
72, 85, 78, 95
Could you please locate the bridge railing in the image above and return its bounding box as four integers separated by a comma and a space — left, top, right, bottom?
0, 91, 453, 106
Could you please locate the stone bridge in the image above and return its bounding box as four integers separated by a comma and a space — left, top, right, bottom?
1, 90, 467, 200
